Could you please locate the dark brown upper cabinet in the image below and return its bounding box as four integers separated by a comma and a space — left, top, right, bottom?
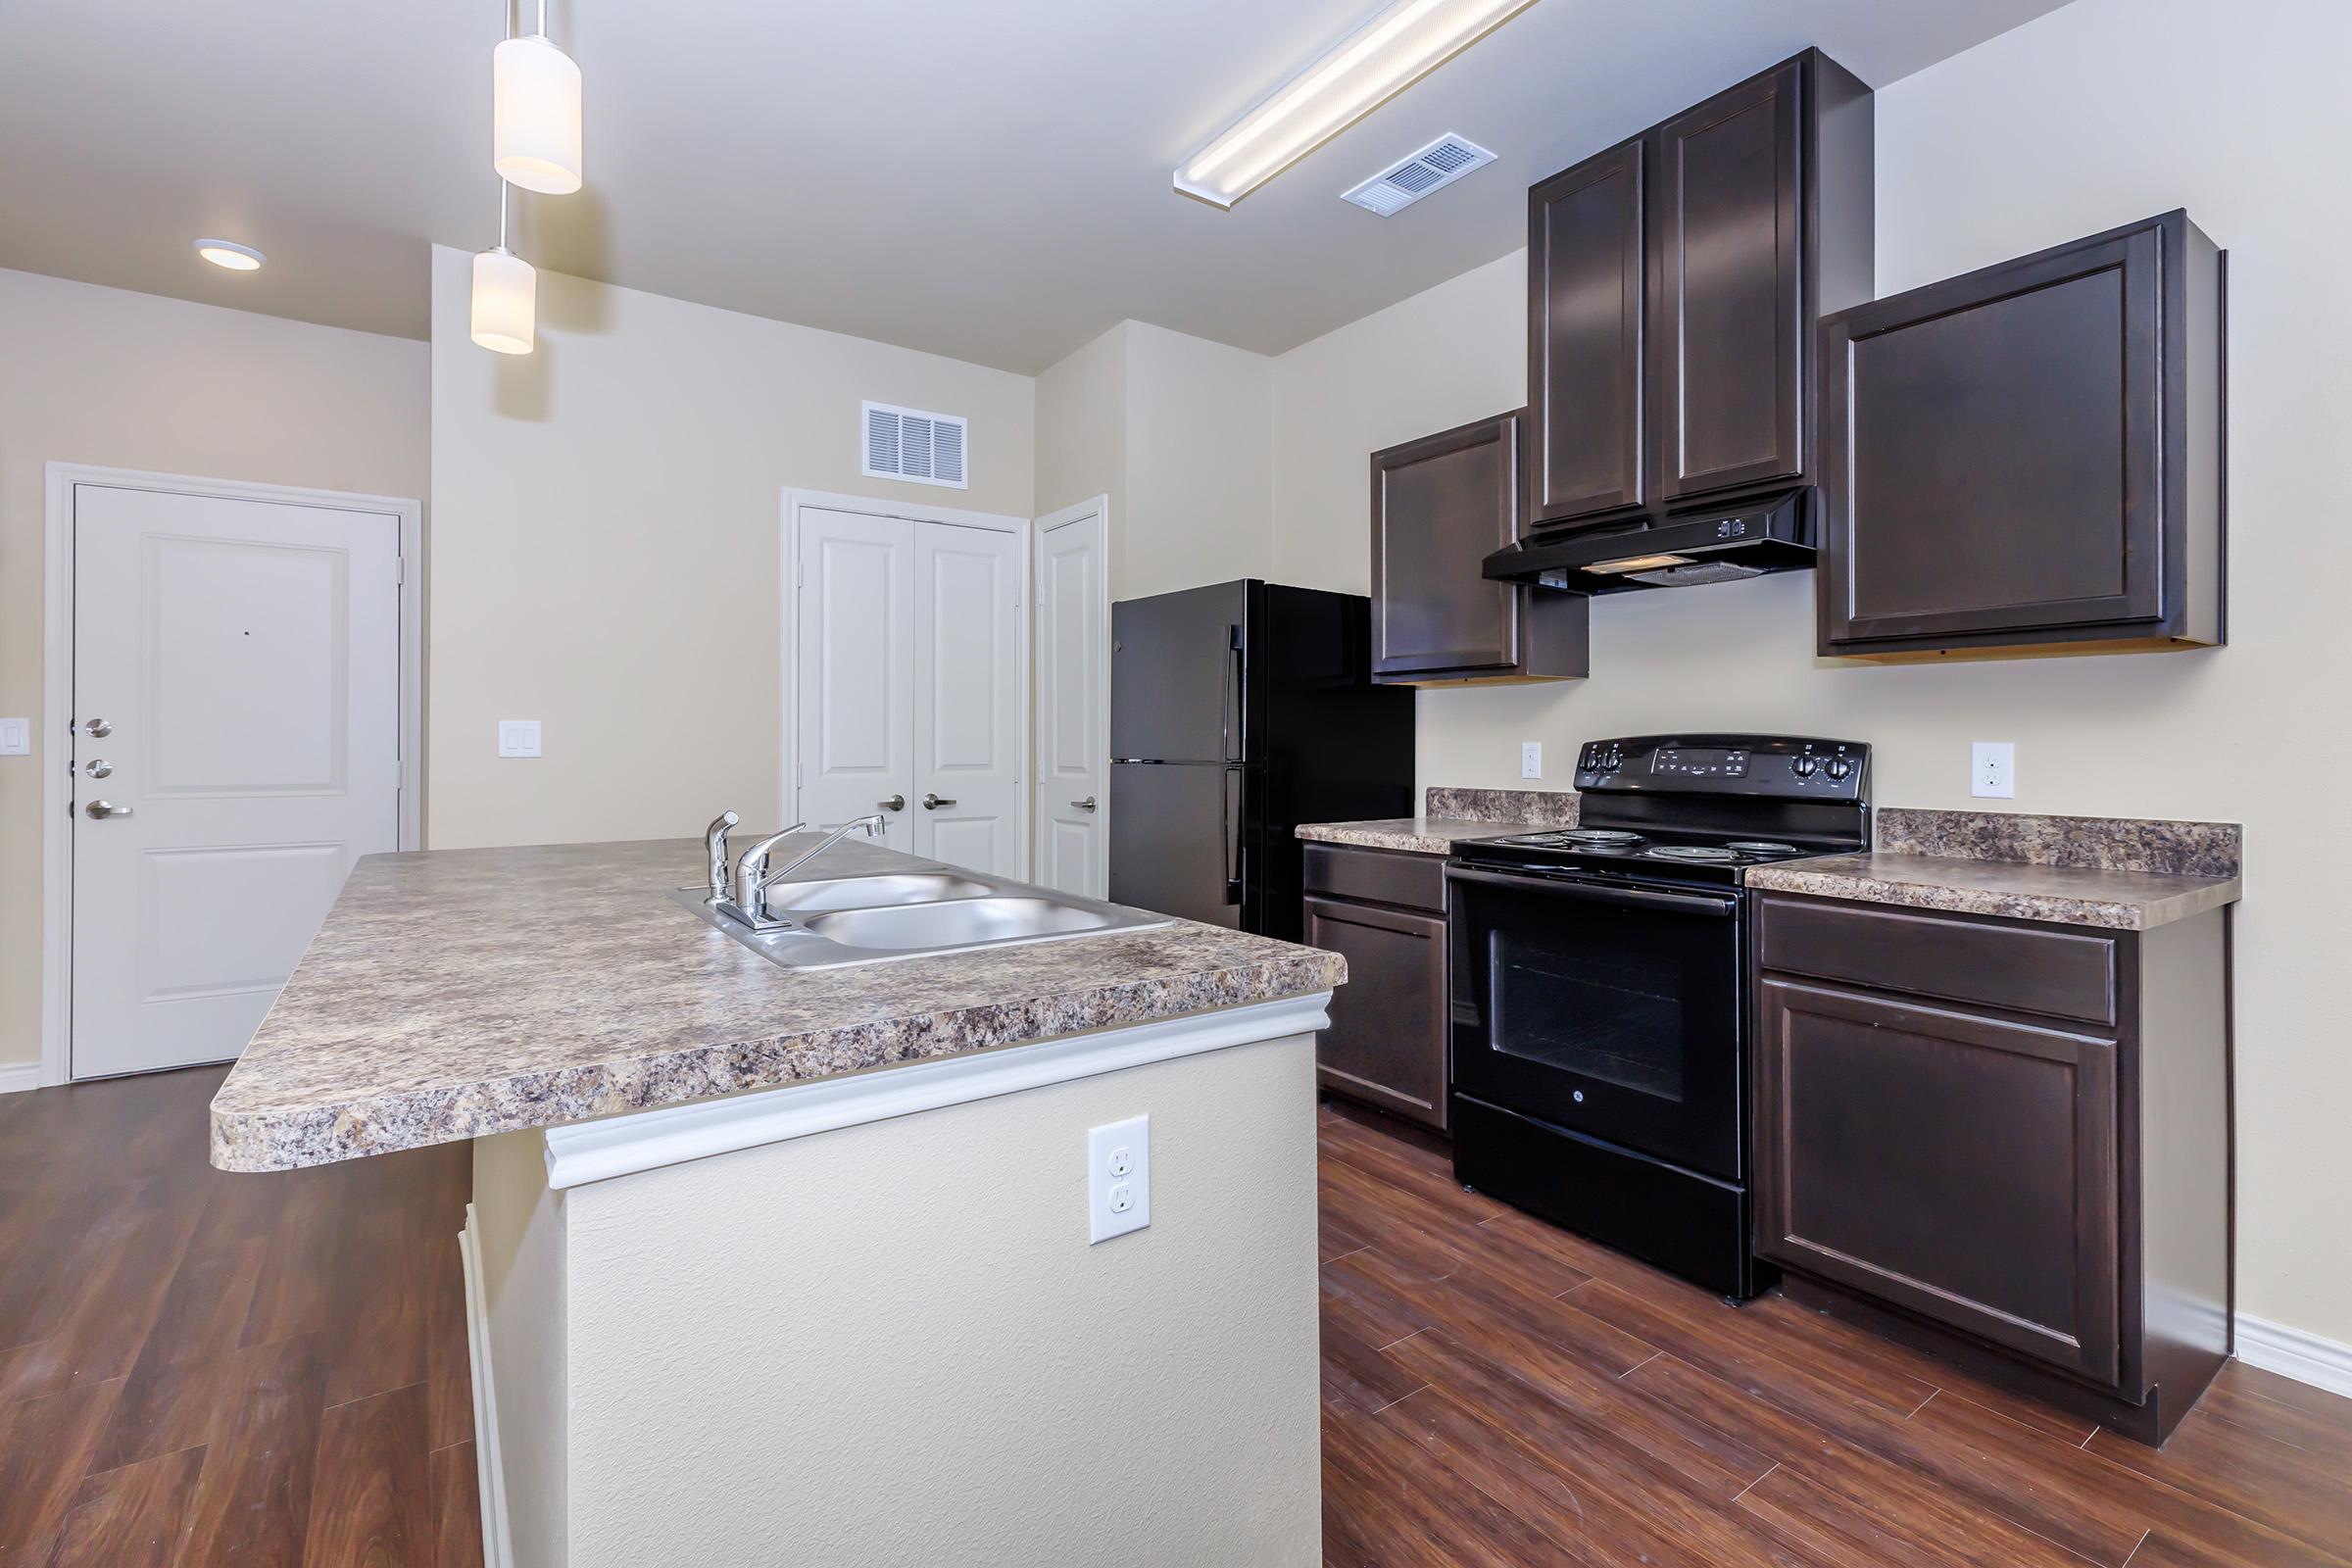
1819, 210, 2226, 660
1528, 139, 1645, 522
1527, 50, 1874, 533
1370, 410, 1588, 685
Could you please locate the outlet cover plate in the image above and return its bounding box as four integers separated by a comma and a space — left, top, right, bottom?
1521, 741, 1543, 780
1971, 740, 2015, 799
1087, 1115, 1151, 1244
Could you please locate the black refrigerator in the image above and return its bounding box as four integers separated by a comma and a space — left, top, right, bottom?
1109, 580, 1414, 943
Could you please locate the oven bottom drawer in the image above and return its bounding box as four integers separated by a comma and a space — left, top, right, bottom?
1451, 1093, 1764, 1299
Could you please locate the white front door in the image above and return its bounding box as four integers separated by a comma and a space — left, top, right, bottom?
796, 508, 915, 851
1032, 506, 1106, 897
911, 522, 1024, 872
793, 505, 1024, 876
70, 482, 403, 1079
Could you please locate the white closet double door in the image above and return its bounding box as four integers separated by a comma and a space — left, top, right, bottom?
795, 507, 1025, 876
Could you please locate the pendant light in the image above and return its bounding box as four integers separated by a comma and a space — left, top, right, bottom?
471, 182, 537, 355
494, 0, 582, 195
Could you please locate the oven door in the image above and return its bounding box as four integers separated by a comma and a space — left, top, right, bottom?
1447, 863, 1743, 1179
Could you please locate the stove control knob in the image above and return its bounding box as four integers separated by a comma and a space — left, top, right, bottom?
1824, 756, 1854, 782
1791, 753, 1819, 778
1600, 749, 1622, 772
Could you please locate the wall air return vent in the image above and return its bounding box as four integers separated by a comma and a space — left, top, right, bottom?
861, 401, 969, 489
1342, 133, 1496, 217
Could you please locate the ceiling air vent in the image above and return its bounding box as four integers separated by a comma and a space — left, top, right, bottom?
861, 401, 969, 490
1342, 133, 1496, 217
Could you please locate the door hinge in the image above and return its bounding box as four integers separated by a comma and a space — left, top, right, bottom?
396, 555, 406, 585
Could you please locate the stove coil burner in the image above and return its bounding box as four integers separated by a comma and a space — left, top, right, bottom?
1725, 841, 1803, 856
1645, 845, 1740, 862
1548, 828, 1644, 847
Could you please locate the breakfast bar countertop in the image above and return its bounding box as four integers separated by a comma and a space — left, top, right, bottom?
208, 835, 1344, 1173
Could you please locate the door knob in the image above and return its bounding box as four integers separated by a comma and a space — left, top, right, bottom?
83, 718, 113, 738
85, 800, 133, 819
877, 794, 906, 811
84, 760, 113, 779
1072, 796, 1097, 811
922, 793, 956, 809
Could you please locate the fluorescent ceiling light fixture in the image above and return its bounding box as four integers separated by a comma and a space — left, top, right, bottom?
1174, 0, 1535, 208
193, 238, 265, 271
1586, 552, 1692, 575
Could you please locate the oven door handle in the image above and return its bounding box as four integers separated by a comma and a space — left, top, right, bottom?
1446, 864, 1739, 917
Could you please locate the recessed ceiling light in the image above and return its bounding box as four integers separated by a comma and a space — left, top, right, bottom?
1174, 0, 1535, 209
193, 239, 266, 271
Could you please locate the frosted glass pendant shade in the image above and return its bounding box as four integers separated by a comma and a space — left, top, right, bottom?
470, 247, 537, 355
493, 34, 582, 195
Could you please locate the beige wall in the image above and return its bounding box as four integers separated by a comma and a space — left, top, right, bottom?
1266, 0, 2352, 1346
0, 268, 428, 1073
427, 244, 1035, 850
1035, 318, 1274, 603
480, 1035, 1324, 1566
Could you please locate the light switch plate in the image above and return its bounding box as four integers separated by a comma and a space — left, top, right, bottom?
498, 719, 543, 759
0, 717, 28, 757
1088, 1115, 1151, 1244
1971, 741, 2015, 799
1521, 741, 1543, 780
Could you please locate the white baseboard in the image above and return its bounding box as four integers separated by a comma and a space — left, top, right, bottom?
459, 1205, 515, 1568
0, 1063, 42, 1095
2235, 1313, 2352, 1400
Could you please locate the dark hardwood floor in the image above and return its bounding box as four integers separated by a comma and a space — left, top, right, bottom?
9, 1068, 2347, 1566
1317, 1099, 2352, 1568
0, 1066, 477, 1568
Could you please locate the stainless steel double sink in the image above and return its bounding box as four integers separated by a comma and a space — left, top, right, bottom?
669, 865, 1172, 970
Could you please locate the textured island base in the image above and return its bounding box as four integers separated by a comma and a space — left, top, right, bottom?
463, 1003, 1327, 1568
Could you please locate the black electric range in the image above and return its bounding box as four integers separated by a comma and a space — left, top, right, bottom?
1446, 734, 1870, 1298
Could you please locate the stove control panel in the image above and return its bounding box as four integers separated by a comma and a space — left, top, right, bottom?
1575, 735, 1869, 800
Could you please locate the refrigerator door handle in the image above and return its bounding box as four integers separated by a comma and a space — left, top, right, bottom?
1221, 763, 1244, 904
1232, 629, 1250, 770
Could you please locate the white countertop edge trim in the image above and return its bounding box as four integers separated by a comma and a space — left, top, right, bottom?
541, 989, 1334, 1190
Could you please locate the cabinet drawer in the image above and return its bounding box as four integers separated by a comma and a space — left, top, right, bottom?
1302, 844, 1446, 912
1758, 895, 2116, 1028
1754, 979, 2120, 1385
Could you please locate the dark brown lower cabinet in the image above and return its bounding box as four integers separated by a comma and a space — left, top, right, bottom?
1302, 845, 1449, 1133
1752, 894, 2230, 1445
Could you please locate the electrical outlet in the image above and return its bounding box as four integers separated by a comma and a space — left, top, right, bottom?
1088, 1115, 1151, 1244
1971, 741, 2015, 799
0, 718, 28, 757
1521, 741, 1543, 780
497, 719, 543, 759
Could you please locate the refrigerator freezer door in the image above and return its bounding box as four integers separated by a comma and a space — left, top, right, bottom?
1110, 581, 1252, 763
1107, 761, 1248, 929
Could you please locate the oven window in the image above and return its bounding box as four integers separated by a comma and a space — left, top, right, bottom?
1492, 927, 1688, 1100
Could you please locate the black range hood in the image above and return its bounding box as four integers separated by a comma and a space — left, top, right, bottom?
1484, 487, 1816, 594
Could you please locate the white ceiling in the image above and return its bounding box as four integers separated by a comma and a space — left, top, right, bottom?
0, 0, 2072, 374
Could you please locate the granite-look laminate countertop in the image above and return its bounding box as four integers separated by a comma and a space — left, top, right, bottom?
210, 837, 1346, 1172
1297, 786, 1580, 856
1747, 853, 2241, 931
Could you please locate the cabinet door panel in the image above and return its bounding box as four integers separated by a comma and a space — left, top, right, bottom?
1654, 61, 1804, 502
1305, 895, 1448, 1132
1528, 140, 1645, 524
1370, 413, 1522, 678
1822, 220, 2169, 647
1755, 979, 2120, 1385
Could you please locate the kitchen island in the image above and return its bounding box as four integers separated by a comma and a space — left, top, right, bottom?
212, 835, 1343, 1568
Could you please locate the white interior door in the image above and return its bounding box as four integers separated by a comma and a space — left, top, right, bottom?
911, 522, 1024, 875
1032, 507, 1106, 897
70, 482, 402, 1079
796, 508, 915, 851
